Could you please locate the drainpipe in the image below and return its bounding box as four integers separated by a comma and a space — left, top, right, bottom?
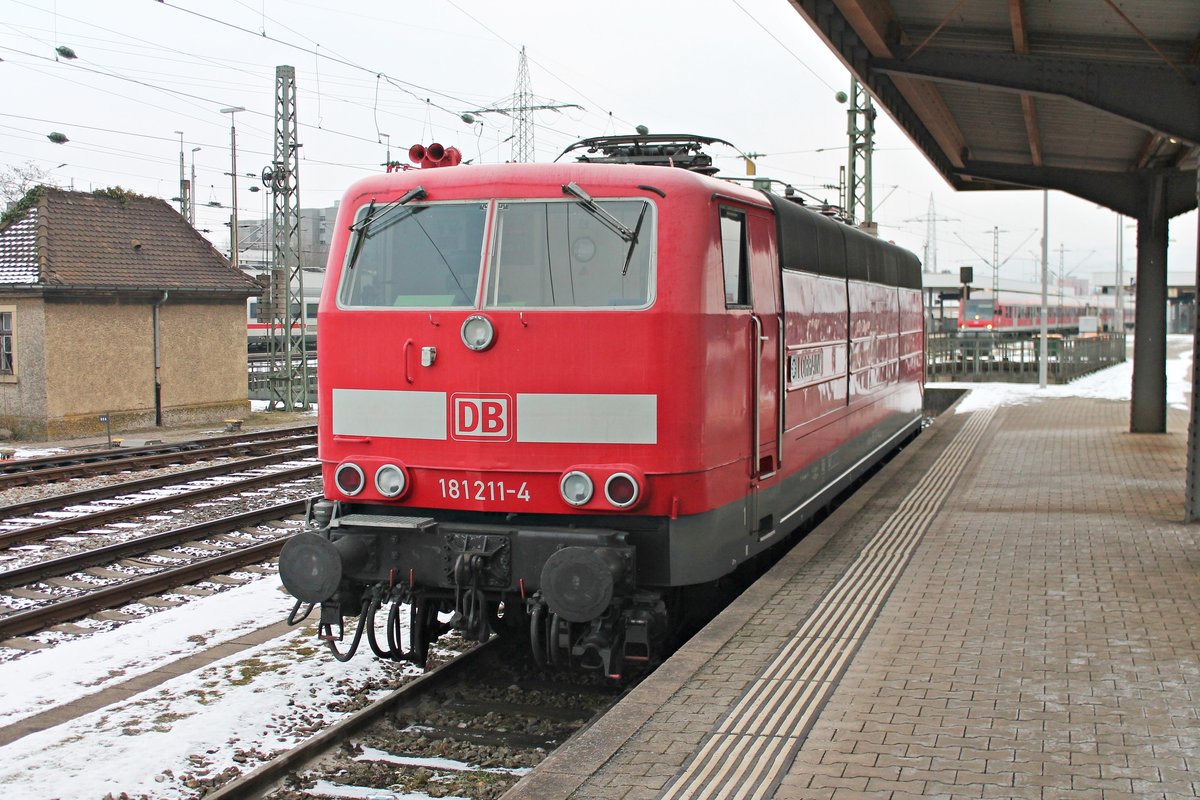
153, 291, 169, 426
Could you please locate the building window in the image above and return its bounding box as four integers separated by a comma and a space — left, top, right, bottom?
0, 311, 13, 375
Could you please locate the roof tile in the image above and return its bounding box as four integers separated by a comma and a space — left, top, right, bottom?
0, 210, 39, 284
0, 188, 259, 294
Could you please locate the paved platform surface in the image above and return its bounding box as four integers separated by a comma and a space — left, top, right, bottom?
505, 394, 1199, 799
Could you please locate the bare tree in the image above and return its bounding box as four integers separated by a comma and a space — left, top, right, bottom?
0, 162, 48, 211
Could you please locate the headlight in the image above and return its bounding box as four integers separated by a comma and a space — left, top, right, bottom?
461, 314, 496, 351
605, 472, 640, 508
335, 463, 365, 496
375, 464, 407, 498
560, 471, 593, 506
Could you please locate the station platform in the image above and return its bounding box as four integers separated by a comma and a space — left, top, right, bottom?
505, 393, 1199, 800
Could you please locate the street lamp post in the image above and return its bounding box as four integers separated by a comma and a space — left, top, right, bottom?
219, 106, 246, 270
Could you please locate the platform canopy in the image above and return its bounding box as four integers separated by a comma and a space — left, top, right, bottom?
787, 0, 1199, 219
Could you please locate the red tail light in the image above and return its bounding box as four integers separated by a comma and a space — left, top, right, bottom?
604, 472, 640, 508
335, 463, 365, 496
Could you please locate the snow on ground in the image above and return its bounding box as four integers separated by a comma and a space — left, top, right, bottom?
305, 781, 464, 800
8, 446, 66, 459
250, 399, 320, 415
0, 575, 427, 799
950, 334, 1192, 414
355, 746, 531, 776
0, 579, 298, 727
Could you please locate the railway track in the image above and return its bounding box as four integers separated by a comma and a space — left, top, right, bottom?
0, 449, 318, 550
207, 637, 627, 800
0, 425, 316, 488
0, 496, 316, 640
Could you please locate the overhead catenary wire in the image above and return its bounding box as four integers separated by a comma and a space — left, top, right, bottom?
0, 44, 403, 150
727, 0, 838, 93
3, 2, 517, 161
156, 1, 486, 123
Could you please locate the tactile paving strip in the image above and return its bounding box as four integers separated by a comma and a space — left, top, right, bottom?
659, 407, 996, 800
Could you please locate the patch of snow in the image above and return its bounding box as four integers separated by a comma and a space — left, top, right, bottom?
303, 780, 461, 800
952, 334, 1192, 414
0, 576, 429, 799
355, 745, 531, 776
0, 577, 295, 727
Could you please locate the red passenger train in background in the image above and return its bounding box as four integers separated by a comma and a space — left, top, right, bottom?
959, 288, 1132, 334
279, 134, 925, 675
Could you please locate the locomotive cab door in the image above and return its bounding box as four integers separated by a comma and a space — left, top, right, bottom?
720, 206, 782, 536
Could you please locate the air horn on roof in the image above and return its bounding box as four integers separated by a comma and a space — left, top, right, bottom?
408, 143, 462, 169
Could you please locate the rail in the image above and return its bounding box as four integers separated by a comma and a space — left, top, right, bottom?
205, 641, 493, 800
0, 456, 318, 549
926, 331, 1126, 383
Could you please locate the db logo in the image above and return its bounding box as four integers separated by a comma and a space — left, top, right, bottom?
451, 394, 513, 441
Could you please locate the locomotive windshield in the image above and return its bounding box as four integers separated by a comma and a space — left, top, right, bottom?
338, 201, 487, 308
485, 199, 654, 308
963, 298, 995, 320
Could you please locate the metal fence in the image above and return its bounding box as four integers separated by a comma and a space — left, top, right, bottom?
248, 354, 318, 400
244, 334, 1127, 396
926, 332, 1126, 384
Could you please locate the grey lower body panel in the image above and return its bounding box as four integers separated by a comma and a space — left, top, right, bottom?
655, 408, 922, 586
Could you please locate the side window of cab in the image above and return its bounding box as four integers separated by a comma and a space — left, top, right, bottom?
720, 208, 749, 307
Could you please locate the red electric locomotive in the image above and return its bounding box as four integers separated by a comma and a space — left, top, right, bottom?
280, 134, 924, 675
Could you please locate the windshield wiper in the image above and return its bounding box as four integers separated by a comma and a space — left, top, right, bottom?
561, 182, 634, 242
346, 185, 427, 270
621, 203, 649, 276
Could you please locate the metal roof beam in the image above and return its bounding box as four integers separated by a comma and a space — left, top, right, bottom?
791, 0, 969, 172
873, 49, 1200, 146
1008, 0, 1043, 167
954, 160, 1198, 218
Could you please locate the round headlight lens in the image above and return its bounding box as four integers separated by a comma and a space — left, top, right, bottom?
605, 472, 640, 508
461, 314, 495, 351
335, 463, 365, 496
560, 471, 593, 506
375, 464, 406, 498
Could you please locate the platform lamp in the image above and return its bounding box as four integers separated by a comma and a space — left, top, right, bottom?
220, 106, 246, 270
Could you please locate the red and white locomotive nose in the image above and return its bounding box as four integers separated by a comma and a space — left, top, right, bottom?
286, 133, 923, 675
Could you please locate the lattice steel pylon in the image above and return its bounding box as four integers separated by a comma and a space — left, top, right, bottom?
512, 46, 534, 163
266, 65, 310, 411
991, 226, 1001, 303
905, 195, 958, 274
465, 46, 581, 164
846, 77, 876, 233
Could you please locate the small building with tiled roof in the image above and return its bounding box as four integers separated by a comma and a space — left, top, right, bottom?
0, 186, 261, 440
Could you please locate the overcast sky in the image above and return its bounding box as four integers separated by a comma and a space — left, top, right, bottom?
1, 0, 1195, 285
